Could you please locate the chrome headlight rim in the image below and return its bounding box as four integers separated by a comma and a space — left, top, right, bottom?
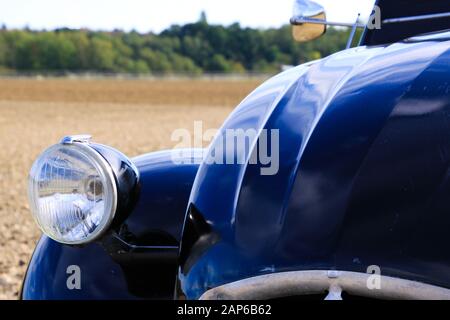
28, 138, 119, 245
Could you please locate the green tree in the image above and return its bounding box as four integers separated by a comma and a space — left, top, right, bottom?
168, 52, 201, 74
89, 37, 116, 71
132, 59, 150, 74
65, 32, 90, 69
0, 24, 353, 74
206, 54, 232, 72
140, 48, 172, 73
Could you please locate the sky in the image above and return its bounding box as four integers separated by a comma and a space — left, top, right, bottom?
0, 0, 376, 33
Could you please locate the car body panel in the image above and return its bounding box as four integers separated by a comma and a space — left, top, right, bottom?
178, 38, 450, 299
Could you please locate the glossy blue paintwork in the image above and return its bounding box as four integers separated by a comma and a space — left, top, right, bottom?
178, 37, 450, 299
22, 149, 202, 299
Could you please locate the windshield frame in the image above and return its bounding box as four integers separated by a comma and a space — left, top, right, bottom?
361, 0, 450, 46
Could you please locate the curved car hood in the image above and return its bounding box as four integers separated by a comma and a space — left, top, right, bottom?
181, 39, 450, 299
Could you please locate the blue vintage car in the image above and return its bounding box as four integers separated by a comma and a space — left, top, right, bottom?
21, 0, 450, 300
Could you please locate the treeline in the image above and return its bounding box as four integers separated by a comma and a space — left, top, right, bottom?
0, 17, 354, 74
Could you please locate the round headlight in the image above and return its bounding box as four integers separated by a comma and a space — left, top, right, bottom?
28, 136, 119, 244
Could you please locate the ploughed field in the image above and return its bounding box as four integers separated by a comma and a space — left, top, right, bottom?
0, 77, 263, 299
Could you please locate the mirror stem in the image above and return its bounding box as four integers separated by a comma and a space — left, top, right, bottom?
346, 13, 361, 49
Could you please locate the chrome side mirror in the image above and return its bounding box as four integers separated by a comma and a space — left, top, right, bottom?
291, 0, 327, 42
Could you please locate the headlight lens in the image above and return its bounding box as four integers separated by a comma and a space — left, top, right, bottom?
28, 141, 117, 244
